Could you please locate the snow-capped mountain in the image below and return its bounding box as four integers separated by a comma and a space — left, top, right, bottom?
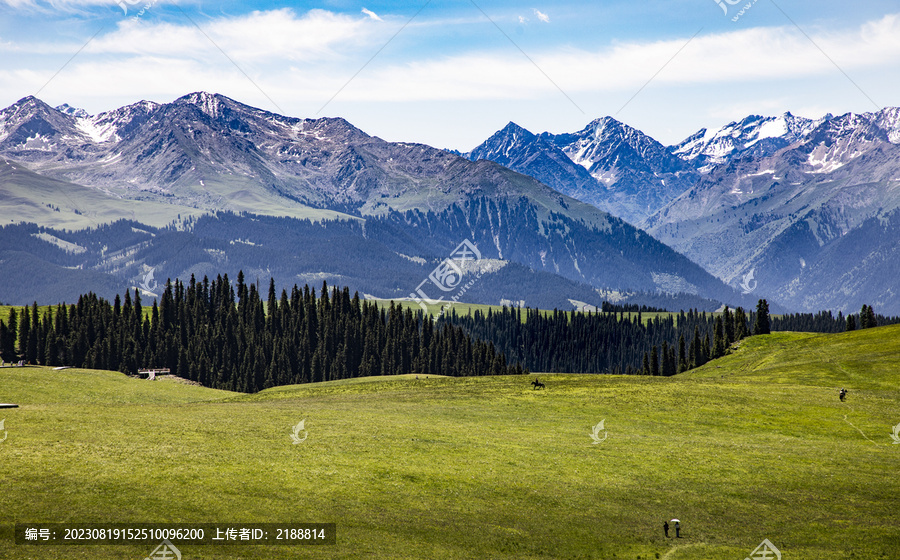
646, 108, 900, 313
467, 117, 697, 224
467, 107, 900, 313
468, 122, 599, 208
0, 93, 751, 310
0, 96, 88, 150
669, 112, 832, 171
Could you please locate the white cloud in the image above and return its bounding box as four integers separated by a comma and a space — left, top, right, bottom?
533, 9, 550, 23
331, 13, 900, 102
518, 15, 528, 24
13, 10, 898, 97
79, 8, 380, 62
1, 8, 899, 142
361, 7, 382, 22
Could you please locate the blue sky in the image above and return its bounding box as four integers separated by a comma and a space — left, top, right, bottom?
1, 0, 898, 149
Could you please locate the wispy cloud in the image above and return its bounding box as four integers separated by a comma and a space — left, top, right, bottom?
7, 10, 899, 98
361, 7, 382, 22
6, 10, 899, 104
331, 14, 900, 101
533, 9, 549, 23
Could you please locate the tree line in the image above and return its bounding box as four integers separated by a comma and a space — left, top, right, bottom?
2, 279, 896, 388
441, 303, 763, 376
441, 299, 896, 376
0, 273, 525, 392
771, 304, 899, 332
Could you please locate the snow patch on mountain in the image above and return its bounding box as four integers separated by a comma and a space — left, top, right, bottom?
867, 106, 900, 144
750, 117, 789, 146
75, 117, 119, 143
807, 154, 845, 173
180, 91, 223, 119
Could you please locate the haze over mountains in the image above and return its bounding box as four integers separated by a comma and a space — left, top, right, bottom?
467, 108, 900, 314
0, 93, 752, 311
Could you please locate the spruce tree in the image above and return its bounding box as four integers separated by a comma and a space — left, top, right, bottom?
754, 299, 771, 335
18, 305, 30, 359
701, 334, 711, 365
0, 321, 12, 363
661, 341, 676, 377
7, 307, 17, 347
723, 307, 735, 345
713, 316, 726, 359
650, 346, 660, 376
860, 305, 877, 329
734, 307, 748, 340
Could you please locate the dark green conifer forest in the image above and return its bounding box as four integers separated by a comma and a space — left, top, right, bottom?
0, 273, 524, 392
2, 269, 898, 390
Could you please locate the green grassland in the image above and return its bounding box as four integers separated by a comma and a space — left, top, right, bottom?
0, 158, 203, 230
1, 327, 898, 559
0, 158, 357, 230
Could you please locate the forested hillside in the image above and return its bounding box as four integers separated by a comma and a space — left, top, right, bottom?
0, 274, 524, 392
2, 274, 894, 390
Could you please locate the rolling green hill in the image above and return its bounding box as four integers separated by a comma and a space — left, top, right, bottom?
1, 326, 898, 559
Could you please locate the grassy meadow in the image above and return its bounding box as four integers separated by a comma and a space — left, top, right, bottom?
1, 326, 898, 559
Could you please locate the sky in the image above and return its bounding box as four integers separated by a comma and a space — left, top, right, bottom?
1, 0, 899, 150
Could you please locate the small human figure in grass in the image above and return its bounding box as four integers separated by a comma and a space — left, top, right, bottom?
674, 520, 681, 538
839, 388, 847, 402
663, 521, 669, 538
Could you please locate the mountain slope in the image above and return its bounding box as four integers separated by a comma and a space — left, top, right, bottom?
669, 112, 831, 171
646, 109, 900, 313
0, 94, 752, 309
0, 94, 600, 226
467, 117, 698, 224
468, 122, 599, 205
465, 108, 900, 313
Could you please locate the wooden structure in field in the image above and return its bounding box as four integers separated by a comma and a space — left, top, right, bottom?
138, 368, 171, 380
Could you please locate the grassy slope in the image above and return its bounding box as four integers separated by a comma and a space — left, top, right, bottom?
0, 157, 357, 231
1, 327, 898, 559
0, 158, 203, 229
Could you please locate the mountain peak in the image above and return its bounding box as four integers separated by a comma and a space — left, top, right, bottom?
467, 117, 697, 224
8, 95, 55, 114
15, 95, 42, 105
578, 116, 628, 139
176, 91, 222, 103
55, 103, 90, 118
499, 121, 532, 134
467, 122, 539, 163
671, 111, 831, 168
174, 91, 230, 117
